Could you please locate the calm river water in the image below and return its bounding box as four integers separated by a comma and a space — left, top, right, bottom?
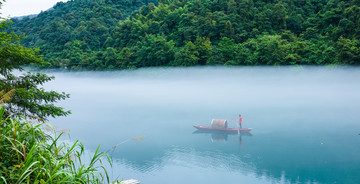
46, 66, 360, 183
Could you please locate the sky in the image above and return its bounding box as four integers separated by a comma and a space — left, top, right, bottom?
0, 0, 69, 18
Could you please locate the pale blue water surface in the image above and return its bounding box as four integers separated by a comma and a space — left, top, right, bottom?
45, 66, 360, 183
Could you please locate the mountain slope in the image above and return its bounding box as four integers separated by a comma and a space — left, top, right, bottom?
105, 0, 360, 68
10, 0, 360, 69
10, 0, 157, 69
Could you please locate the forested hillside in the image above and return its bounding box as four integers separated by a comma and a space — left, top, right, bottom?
10, 0, 360, 70
9, 0, 157, 69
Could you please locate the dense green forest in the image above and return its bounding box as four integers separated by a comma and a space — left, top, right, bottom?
9, 0, 360, 70
9, 0, 157, 70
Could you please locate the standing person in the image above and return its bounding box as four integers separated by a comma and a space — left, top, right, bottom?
239, 114, 243, 129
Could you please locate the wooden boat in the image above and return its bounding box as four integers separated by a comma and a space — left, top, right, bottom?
193, 125, 252, 133
192, 129, 252, 136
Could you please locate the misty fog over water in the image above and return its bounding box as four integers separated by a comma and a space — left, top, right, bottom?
45, 66, 360, 183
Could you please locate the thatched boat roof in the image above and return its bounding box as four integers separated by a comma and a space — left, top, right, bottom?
211, 119, 228, 129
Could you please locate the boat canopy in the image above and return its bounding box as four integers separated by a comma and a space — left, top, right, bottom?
211, 119, 228, 129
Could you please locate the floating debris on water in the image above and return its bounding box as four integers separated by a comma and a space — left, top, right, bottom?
112, 179, 140, 184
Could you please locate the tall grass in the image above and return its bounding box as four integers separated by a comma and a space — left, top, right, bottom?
0, 107, 113, 183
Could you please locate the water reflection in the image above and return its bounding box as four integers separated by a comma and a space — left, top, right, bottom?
193, 129, 252, 146
106, 124, 360, 184
45, 66, 360, 184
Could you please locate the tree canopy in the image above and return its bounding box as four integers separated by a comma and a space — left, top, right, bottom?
8, 0, 360, 69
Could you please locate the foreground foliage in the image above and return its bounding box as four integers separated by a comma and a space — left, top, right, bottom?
0, 107, 112, 183
1, 7, 70, 120
9, 0, 360, 69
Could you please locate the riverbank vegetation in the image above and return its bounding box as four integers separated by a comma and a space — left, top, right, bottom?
8, 0, 360, 70
0, 107, 112, 183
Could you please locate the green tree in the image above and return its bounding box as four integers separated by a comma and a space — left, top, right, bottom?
194, 36, 212, 65
225, 43, 252, 65
301, 39, 336, 65
133, 34, 175, 67
246, 35, 295, 65
227, 0, 237, 14
271, 2, 287, 30
208, 37, 237, 64
335, 37, 360, 64
116, 47, 136, 69
171, 41, 199, 66
0, 18, 70, 120
222, 21, 235, 39
104, 47, 118, 69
